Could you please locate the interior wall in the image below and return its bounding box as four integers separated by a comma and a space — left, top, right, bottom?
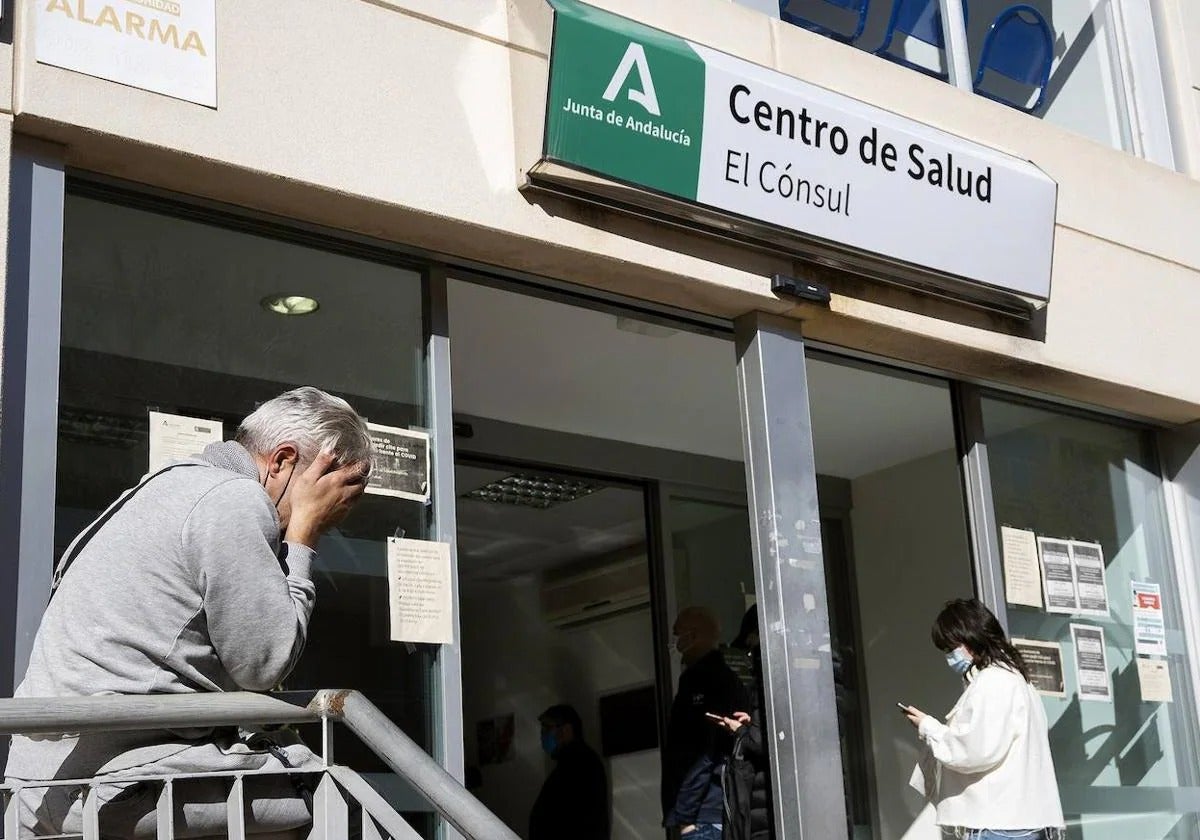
460, 575, 659, 840
849, 447, 975, 840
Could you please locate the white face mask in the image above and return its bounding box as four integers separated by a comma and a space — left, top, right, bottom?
945, 646, 973, 675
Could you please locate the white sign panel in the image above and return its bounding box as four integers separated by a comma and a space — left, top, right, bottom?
1133, 581, 1167, 657
692, 45, 1056, 300
543, 2, 1057, 305
1071, 623, 1112, 703
387, 538, 454, 645
148, 410, 222, 472
37, 0, 217, 107
1001, 526, 1043, 609
1070, 540, 1110, 616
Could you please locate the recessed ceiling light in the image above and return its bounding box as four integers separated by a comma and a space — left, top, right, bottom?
261, 295, 320, 316
464, 473, 599, 509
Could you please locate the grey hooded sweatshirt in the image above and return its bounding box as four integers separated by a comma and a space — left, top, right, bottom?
4, 440, 317, 782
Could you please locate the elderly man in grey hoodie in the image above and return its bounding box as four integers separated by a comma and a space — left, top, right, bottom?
5, 386, 373, 838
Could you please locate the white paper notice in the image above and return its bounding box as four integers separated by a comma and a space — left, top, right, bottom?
1071, 624, 1112, 702
148, 410, 222, 472
366, 423, 431, 503
1132, 581, 1167, 657
1137, 658, 1173, 703
1070, 541, 1110, 616
1001, 527, 1043, 609
37, 0, 217, 107
1039, 538, 1078, 614
387, 538, 454, 645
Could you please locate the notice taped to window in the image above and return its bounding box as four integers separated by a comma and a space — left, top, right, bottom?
1001, 526, 1043, 609
366, 423, 430, 502
1012, 638, 1065, 697
387, 538, 454, 645
1071, 624, 1112, 702
1039, 538, 1078, 614
1137, 658, 1172, 703
1070, 540, 1109, 616
148, 410, 222, 472
1132, 581, 1167, 657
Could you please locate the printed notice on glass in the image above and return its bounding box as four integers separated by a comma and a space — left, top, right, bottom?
366, 423, 430, 502
37, 0, 217, 107
1137, 658, 1173, 703
1070, 541, 1110, 616
148, 410, 222, 473
1071, 624, 1112, 702
1132, 581, 1167, 657
387, 538, 453, 645
1013, 638, 1065, 697
1039, 538, 1079, 614
1001, 527, 1043, 609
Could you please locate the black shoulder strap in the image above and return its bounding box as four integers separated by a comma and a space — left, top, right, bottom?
49, 463, 204, 602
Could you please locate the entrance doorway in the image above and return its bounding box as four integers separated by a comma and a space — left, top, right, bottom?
447, 279, 880, 839
456, 459, 659, 838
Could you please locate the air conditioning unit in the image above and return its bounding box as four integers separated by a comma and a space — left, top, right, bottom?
540, 556, 650, 629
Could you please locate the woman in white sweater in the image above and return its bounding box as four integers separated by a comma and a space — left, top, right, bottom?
902, 598, 1065, 840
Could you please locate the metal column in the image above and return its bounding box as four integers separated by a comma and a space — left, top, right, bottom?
0, 143, 65, 764
951, 383, 1007, 631
424, 265, 465, 840
734, 312, 847, 840
939, 0, 973, 91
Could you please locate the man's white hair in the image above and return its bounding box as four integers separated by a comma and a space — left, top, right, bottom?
236, 387, 372, 465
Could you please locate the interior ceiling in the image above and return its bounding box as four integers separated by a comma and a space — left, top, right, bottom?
448, 281, 959, 478
66, 195, 960, 489
455, 464, 646, 583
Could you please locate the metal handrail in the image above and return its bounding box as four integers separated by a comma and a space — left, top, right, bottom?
0, 689, 520, 840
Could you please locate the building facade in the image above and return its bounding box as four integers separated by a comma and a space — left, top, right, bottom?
3, 0, 1200, 838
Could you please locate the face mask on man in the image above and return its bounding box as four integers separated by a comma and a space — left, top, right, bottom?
945, 646, 973, 675
540, 730, 558, 756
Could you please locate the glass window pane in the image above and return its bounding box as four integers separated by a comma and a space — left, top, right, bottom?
984, 397, 1200, 838
743, 0, 1133, 152
57, 193, 437, 830
807, 356, 975, 840
969, 0, 1130, 149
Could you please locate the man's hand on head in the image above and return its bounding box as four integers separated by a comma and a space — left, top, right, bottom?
284, 452, 370, 549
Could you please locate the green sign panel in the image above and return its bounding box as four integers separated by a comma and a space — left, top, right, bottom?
546, 0, 705, 198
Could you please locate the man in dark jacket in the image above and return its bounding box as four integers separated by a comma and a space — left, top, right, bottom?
718, 605, 775, 840
662, 607, 748, 839
529, 704, 610, 840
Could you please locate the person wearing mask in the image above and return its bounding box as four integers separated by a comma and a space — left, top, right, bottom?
529, 704, 609, 840
710, 605, 774, 840
662, 606, 748, 840
902, 598, 1065, 840
5, 387, 372, 838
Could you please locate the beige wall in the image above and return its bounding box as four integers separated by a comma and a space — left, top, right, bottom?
8, 0, 1200, 421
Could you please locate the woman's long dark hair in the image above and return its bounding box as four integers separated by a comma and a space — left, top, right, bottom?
931, 598, 1030, 682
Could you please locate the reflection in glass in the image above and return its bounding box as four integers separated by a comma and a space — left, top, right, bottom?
57, 192, 436, 834
984, 398, 1200, 839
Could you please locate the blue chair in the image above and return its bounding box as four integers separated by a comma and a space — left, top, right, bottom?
973, 4, 1055, 113
875, 0, 968, 80
779, 0, 871, 45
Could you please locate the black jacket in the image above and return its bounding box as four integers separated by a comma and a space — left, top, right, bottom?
722, 650, 775, 840
662, 649, 749, 827
529, 740, 609, 840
